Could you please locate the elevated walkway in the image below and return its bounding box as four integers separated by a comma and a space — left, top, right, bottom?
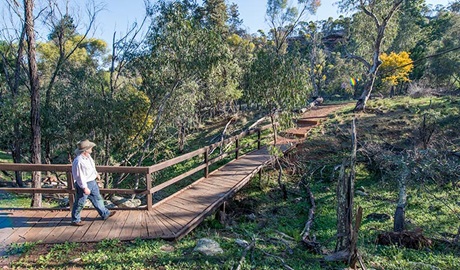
0, 145, 290, 249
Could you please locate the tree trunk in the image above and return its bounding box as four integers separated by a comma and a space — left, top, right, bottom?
270, 113, 277, 145
355, 72, 378, 111
12, 129, 24, 187
335, 119, 357, 253
354, 0, 403, 111
8, 22, 27, 187
394, 164, 409, 232
25, 0, 42, 207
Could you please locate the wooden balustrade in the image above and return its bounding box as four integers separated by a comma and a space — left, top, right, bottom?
0, 126, 270, 211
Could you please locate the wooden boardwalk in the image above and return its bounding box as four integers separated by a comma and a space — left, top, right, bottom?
0, 145, 290, 251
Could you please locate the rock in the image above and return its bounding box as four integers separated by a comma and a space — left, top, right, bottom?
111, 195, 126, 205
104, 200, 116, 208
160, 244, 175, 252
70, 257, 81, 263
193, 238, 223, 256
355, 190, 368, 197
118, 199, 141, 208
235, 239, 249, 248
247, 213, 256, 221
84, 200, 93, 208
59, 198, 69, 207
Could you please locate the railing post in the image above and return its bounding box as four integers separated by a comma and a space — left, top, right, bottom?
257, 129, 261, 149
204, 148, 209, 178
146, 173, 153, 211
66, 172, 74, 210
235, 138, 239, 159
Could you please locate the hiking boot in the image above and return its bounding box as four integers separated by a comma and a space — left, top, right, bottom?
71, 221, 85, 226
108, 211, 116, 218
104, 211, 116, 220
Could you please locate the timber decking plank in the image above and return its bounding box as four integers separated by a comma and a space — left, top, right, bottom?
131, 211, 149, 239
105, 210, 130, 240
172, 197, 213, 214
20, 211, 68, 243
0, 211, 17, 228
151, 209, 182, 232
79, 212, 110, 243
199, 177, 236, 188
146, 210, 174, 238
42, 211, 72, 243
68, 211, 98, 242
0, 211, 43, 247
144, 211, 168, 238
199, 179, 237, 191
4, 211, 53, 244
154, 204, 193, 227
93, 211, 121, 241
163, 200, 196, 213
151, 209, 182, 238
119, 210, 140, 240
55, 210, 92, 242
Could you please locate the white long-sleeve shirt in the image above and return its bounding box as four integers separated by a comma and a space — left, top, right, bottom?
72, 154, 98, 189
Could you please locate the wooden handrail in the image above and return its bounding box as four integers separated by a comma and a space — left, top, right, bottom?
0, 125, 272, 210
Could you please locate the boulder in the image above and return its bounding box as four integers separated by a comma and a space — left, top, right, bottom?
193, 238, 223, 256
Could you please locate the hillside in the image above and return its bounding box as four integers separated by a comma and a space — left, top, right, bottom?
2, 96, 460, 270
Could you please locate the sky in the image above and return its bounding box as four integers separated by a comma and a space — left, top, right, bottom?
0, 0, 453, 47
95, 0, 452, 47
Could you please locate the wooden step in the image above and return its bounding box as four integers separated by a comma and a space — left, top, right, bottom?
295, 119, 319, 126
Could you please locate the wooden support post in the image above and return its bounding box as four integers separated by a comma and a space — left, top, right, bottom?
216, 201, 227, 225
257, 130, 261, 149
66, 172, 74, 210
204, 149, 209, 178
146, 173, 153, 211
235, 138, 239, 159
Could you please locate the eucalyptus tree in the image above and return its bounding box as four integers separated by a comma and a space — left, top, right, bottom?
337, 0, 404, 111
199, 0, 246, 119
245, 0, 318, 142
266, 0, 320, 55
425, 7, 460, 87
317, 16, 362, 99
132, 0, 210, 168
0, 2, 28, 187
297, 21, 327, 98
38, 0, 102, 165
24, 0, 43, 207
246, 44, 310, 142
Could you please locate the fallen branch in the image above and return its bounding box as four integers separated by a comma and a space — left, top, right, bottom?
301, 186, 322, 253
259, 249, 294, 270
235, 240, 255, 270
276, 157, 287, 200
248, 116, 267, 130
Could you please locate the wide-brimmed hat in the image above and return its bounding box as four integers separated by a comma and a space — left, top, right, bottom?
75, 139, 96, 154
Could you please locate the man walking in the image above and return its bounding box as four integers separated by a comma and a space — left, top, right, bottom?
71, 139, 115, 226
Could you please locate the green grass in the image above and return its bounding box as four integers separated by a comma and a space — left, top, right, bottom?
0, 150, 12, 163
5, 96, 460, 269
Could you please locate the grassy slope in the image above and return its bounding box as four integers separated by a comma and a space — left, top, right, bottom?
5, 96, 460, 269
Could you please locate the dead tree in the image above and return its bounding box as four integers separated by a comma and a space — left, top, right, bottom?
394, 161, 409, 232
326, 118, 365, 269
